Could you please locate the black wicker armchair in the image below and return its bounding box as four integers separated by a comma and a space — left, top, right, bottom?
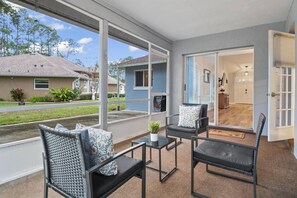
39, 124, 146, 198
166, 103, 209, 150
191, 113, 266, 198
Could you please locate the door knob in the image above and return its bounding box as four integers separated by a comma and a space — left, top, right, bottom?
271, 92, 280, 97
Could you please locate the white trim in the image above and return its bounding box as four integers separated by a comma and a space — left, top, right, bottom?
34, 78, 49, 90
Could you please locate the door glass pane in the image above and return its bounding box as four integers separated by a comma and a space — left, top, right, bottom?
276, 95, 280, 110
282, 76, 287, 92
288, 110, 292, 126
288, 76, 292, 92
276, 110, 280, 127
185, 54, 215, 124
282, 67, 286, 75
281, 110, 286, 126
282, 93, 286, 109
288, 93, 292, 109
288, 68, 292, 75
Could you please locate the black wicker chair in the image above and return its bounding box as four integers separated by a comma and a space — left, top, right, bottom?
191, 113, 266, 198
166, 103, 209, 150
39, 124, 146, 198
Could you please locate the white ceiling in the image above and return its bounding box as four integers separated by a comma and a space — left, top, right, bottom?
101, 0, 293, 41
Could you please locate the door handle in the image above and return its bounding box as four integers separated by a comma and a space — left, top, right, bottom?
271, 92, 280, 97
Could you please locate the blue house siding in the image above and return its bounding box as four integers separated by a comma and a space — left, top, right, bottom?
125, 63, 166, 111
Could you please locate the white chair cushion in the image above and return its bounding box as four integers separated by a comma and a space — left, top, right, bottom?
178, 105, 201, 128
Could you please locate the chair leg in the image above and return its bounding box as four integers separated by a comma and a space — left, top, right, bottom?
142, 168, 146, 198
253, 172, 257, 198
166, 137, 182, 150
44, 183, 48, 198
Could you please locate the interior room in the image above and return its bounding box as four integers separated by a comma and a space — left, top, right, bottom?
218, 49, 254, 129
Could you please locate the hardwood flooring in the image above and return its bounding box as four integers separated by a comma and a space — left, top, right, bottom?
208, 103, 253, 129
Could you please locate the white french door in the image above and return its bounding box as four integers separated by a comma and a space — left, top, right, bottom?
268, 30, 295, 141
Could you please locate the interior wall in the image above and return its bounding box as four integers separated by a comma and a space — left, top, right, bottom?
171, 21, 286, 135
286, 0, 297, 158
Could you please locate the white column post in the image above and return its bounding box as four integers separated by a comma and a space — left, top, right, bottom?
166, 52, 170, 117
148, 43, 152, 118
99, 19, 108, 130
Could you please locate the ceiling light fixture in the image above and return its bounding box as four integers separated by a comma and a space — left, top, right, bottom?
244, 66, 249, 76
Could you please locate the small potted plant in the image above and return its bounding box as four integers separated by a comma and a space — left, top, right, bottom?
149, 121, 160, 142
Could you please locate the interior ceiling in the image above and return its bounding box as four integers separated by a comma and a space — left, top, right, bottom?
101, 0, 293, 41
220, 52, 254, 73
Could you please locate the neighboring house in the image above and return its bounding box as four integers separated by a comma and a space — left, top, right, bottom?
118, 54, 167, 111
0, 53, 90, 101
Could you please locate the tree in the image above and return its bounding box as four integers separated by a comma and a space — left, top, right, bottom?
108, 56, 133, 81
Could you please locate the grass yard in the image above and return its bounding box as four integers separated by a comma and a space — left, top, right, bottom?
0, 102, 40, 108
0, 100, 126, 125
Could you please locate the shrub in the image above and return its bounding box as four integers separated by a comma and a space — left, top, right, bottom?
50, 87, 75, 102
10, 88, 25, 102
119, 94, 125, 98
72, 87, 82, 100
107, 93, 114, 98
0, 98, 4, 101
28, 95, 53, 103
79, 93, 92, 100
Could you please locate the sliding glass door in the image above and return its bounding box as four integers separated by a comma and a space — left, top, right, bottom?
184, 53, 216, 125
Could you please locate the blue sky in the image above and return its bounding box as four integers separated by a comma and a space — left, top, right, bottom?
9, 2, 147, 67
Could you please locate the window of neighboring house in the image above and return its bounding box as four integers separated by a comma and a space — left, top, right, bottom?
34, 79, 49, 90
134, 70, 153, 89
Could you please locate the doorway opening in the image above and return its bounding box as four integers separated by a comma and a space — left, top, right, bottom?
218, 49, 254, 129
184, 47, 254, 130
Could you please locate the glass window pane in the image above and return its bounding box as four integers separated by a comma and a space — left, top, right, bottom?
282, 93, 286, 109
135, 71, 143, 86
276, 95, 280, 110
281, 110, 286, 127
35, 79, 48, 84
288, 76, 292, 92
144, 70, 148, 86
288, 68, 292, 75
282, 67, 286, 75
288, 93, 292, 109
288, 110, 292, 126
276, 110, 280, 127
282, 76, 287, 92
35, 84, 49, 89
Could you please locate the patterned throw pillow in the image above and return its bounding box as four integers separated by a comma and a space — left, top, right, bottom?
178, 105, 201, 128
75, 123, 118, 176
54, 123, 91, 170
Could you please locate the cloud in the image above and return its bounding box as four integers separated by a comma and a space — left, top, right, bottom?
49, 23, 65, 30
129, 46, 140, 52
28, 14, 47, 22
78, 37, 93, 45
56, 41, 83, 54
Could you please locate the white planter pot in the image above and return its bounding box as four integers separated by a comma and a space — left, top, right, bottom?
150, 133, 158, 142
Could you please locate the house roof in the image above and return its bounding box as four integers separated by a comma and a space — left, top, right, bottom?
0, 53, 89, 79
118, 54, 167, 67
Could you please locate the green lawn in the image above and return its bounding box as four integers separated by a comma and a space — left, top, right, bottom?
0, 99, 126, 125
0, 102, 40, 108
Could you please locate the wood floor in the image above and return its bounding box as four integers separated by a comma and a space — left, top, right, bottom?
219, 104, 253, 128
208, 103, 253, 129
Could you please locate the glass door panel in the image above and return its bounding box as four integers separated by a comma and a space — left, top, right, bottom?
185, 53, 216, 124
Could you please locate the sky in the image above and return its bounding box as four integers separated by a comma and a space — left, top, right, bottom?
8, 1, 147, 67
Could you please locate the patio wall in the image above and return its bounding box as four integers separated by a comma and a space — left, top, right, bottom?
171, 21, 286, 136
0, 112, 166, 184
286, 0, 297, 158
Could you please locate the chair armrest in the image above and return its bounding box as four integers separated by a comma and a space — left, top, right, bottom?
166, 114, 179, 126
86, 142, 146, 174
195, 116, 209, 128
191, 136, 257, 151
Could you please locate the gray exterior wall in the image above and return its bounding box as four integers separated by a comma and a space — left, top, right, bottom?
171, 21, 286, 136
286, 0, 297, 158
125, 63, 167, 111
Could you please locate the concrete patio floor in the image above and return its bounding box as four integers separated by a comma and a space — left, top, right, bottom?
1, 130, 297, 198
